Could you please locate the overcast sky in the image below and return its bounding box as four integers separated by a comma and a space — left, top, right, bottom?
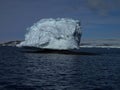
0, 0, 120, 42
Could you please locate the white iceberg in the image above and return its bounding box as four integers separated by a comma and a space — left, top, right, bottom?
17, 18, 82, 50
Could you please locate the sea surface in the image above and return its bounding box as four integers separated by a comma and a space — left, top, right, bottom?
0, 47, 120, 90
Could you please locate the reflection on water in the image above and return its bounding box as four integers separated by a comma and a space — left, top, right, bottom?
0, 47, 120, 90
24, 53, 81, 90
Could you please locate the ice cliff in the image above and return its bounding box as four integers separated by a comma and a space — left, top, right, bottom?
17, 18, 82, 50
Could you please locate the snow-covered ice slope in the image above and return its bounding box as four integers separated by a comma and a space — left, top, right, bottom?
17, 18, 82, 50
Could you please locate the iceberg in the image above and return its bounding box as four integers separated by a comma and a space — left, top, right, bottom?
17, 18, 82, 50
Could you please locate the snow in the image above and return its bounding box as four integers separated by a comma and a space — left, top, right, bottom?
17, 18, 82, 50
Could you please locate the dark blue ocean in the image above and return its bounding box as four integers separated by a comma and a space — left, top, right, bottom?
0, 47, 120, 90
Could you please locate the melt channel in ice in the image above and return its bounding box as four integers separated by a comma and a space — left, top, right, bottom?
17, 18, 82, 50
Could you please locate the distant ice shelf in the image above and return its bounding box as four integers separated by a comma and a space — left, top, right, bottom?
80, 39, 120, 48
17, 18, 82, 50
80, 46, 120, 48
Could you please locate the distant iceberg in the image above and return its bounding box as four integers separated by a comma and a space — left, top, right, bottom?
17, 18, 82, 50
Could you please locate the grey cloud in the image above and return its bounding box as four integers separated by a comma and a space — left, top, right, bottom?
87, 0, 120, 16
